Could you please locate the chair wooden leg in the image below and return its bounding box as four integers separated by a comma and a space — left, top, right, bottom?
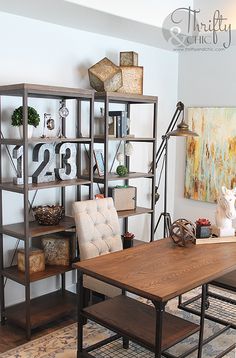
82, 288, 90, 325
83, 288, 90, 307
92, 291, 105, 304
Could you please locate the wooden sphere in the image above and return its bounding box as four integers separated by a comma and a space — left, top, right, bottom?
170, 219, 196, 247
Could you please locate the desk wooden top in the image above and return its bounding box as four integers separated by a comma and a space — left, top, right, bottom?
74, 238, 236, 302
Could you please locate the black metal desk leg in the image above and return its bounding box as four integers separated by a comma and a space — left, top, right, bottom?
77, 270, 84, 358
122, 289, 129, 349
153, 301, 166, 358
197, 284, 207, 358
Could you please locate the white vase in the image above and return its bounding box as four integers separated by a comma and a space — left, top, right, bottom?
19, 125, 34, 139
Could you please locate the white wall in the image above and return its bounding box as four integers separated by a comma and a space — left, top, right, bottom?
194, 0, 236, 29
0, 11, 178, 306
175, 46, 236, 224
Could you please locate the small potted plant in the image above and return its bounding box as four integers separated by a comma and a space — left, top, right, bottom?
122, 231, 135, 249
195, 218, 211, 238
116, 165, 128, 176
11, 106, 40, 138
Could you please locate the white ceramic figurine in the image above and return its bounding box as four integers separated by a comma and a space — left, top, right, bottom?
213, 186, 236, 237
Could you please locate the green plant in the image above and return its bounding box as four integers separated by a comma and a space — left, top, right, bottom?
116, 165, 128, 176
11, 106, 40, 127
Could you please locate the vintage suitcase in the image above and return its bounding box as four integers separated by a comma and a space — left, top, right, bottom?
17, 248, 45, 273
108, 186, 137, 211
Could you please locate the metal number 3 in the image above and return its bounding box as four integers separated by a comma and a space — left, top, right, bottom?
55, 143, 77, 180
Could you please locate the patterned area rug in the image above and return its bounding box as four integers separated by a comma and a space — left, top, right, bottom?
1, 288, 236, 358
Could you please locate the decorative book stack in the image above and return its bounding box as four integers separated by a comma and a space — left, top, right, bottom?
109, 110, 128, 138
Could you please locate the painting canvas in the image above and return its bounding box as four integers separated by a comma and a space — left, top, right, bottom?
185, 107, 236, 203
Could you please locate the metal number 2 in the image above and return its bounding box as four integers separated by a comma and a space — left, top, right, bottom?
55, 143, 77, 180
32, 143, 55, 183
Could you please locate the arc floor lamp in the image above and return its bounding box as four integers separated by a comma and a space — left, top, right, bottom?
154, 101, 198, 238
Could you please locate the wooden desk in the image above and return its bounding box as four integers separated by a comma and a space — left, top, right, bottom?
74, 238, 236, 357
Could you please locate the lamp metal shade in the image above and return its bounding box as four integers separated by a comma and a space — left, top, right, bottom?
168, 121, 198, 137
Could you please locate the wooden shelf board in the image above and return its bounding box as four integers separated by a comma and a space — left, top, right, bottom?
0, 178, 91, 193
0, 138, 24, 145
211, 269, 236, 291
2, 216, 75, 239
6, 290, 77, 329
94, 92, 158, 104
92, 172, 154, 183
0, 83, 94, 99
28, 137, 92, 144
118, 207, 153, 218
0, 138, 91, 145
3, 265, 74, 284
94, 136, 155, 143
84, 295, 199, 352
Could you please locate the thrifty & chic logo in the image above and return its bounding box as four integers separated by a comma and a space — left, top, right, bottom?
162, 7, 232, 51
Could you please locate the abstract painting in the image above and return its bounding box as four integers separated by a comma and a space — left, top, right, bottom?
185, 107, 236, 203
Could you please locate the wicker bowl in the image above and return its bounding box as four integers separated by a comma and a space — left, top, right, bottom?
33, 205, 65, 226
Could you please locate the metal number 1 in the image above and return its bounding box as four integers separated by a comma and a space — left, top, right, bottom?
55, 143, 77, 180
12, 145, 32, 185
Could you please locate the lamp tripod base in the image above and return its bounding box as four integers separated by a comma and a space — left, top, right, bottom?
154, 212, 172, 237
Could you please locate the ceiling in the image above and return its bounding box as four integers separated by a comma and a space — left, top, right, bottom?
0, 0, 193, 50
0, 0, 234, 49
64, 0, 194, 28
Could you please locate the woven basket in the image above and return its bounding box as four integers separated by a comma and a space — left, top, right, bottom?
33, 205, 65, 225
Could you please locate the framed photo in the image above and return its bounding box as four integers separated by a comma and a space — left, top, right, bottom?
108, 116, 116, 137
93, 150, 104, 176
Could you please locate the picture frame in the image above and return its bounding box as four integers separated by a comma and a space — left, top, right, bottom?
185, 107, 236, 203
93, 149, 105, 176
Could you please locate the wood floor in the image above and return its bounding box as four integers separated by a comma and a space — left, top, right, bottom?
0, 315, 76, 354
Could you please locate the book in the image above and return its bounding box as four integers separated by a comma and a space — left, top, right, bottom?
194, 236, 236, 245
108, 116, 116, 137
116, 115, 121, 137
120, 113, 127, 137
109, 111, 127, 138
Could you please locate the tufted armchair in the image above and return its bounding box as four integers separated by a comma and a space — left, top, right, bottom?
73, 197, 122, 300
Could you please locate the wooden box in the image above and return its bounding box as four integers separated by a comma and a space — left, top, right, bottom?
88, 57, 123, 92
17, 248, 45, 274
117, 66, 143, 94
41, 236, 70, 266
108, 186, 137, 211
120, 51, 138, 66
54, 231, 77, 262
195, 236, 236, 245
